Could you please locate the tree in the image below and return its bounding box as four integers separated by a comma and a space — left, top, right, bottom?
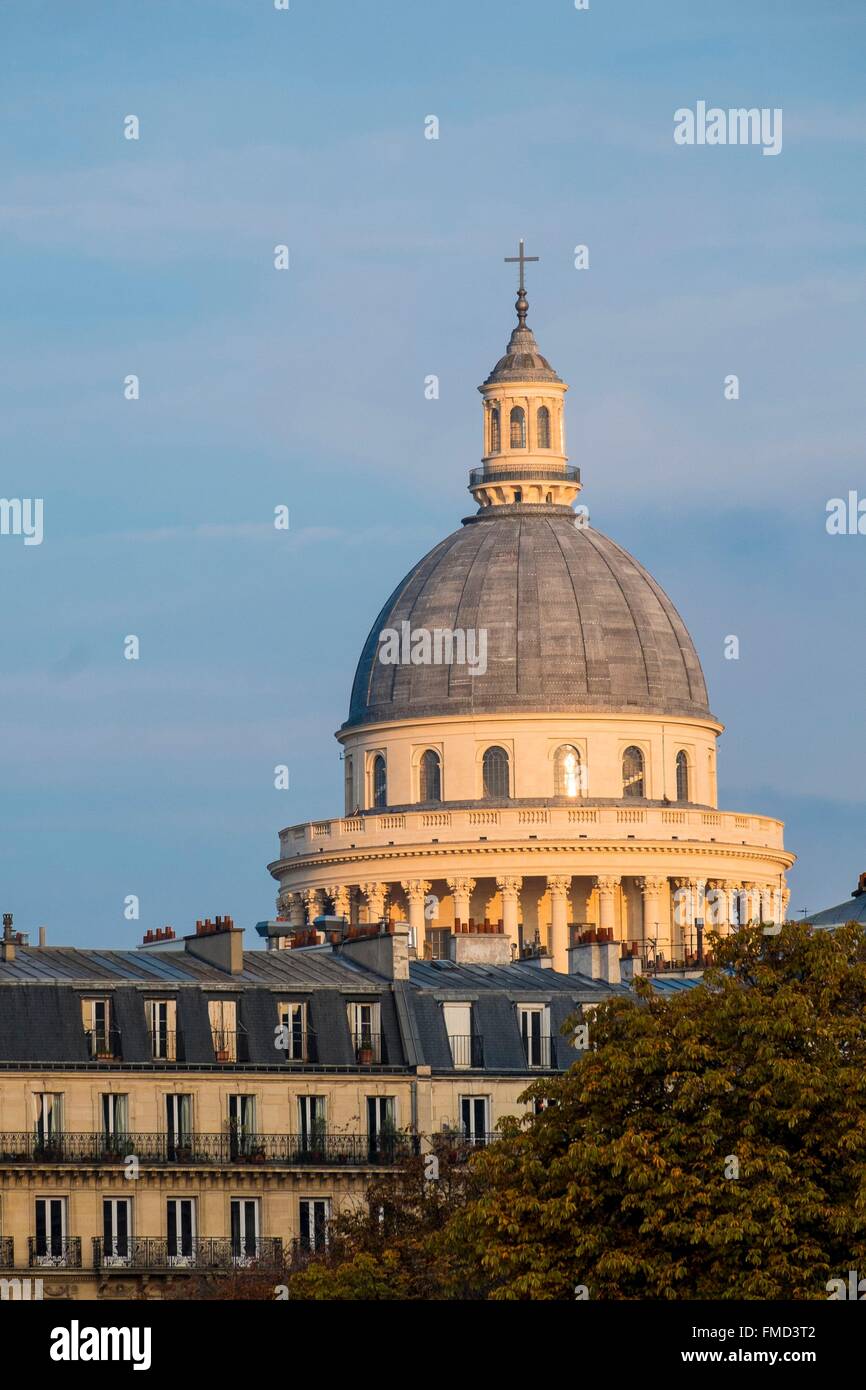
441, 922, 866, 1299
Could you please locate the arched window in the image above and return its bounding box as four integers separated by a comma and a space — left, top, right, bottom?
675, 750, 690, 801
372, 754, 387, 809
554, 744, 583, 797
344, 754, 354, 814
537, 405, 551, 448
419, 749, 441, 803
509, 406, 526, 449
489, 407, 500, 454
482, 745, 510, 798
622, 746, 644, 798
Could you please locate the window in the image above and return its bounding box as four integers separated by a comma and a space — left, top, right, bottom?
676, 750, 690, 801
231, 1198, 261, 1265
459, 1096, 490, 1147
208, 998, 238, 1061
165, 1094, 192, 1160
298, 1096, 327, 1154
537, 405, 551, 448
145, 998, 177, 1061
34, 1094, 63, 1152
82, 997, 116, 1059
489, 406, 500, 453
367, 1096, 397, 1160
419, 748, 441, 802
228, 1095, 256, 1158
299, 1198, 330, 1253
442, 1002, 481, 1068
509, 406, 526, 448
348, 1002, 382, 1063
554, 744, 583, 797
34, 1198, 68, 1265
344, 754, 354, 814
622, 745, 645, 798
167, 1198, 196, 1265
103, 1198, 132, 1266
278, 1001, 312, 1061
482, 745, 510, 798
101, 1093, 128, 1146
372, 753, 387, 809
518, 1005, 551, 1068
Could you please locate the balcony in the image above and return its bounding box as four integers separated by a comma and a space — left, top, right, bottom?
0, 1131, 417, 1168
0, 1237, 13, 1268
469, 464, 581, 486
352, 1032, 385, 1065
91, 1236, 283, 1272
210, 1027, 250, 1064
447, 1034, 485, 1069
521, 1036, 553, 1069
84, 1026, 123, 1061
28, 1237, 81, 1269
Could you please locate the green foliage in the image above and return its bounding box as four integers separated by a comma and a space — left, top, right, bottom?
281, 924, 866, 1300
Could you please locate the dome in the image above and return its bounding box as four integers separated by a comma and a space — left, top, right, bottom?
346, 512, 712, 729
483, 324, 562, 385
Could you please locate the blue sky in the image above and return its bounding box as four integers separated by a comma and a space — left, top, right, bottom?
1, 0, 864, 946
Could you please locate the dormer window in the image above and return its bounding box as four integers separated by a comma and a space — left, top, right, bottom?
510, 406, 526, 448
82, 997, 118, 1060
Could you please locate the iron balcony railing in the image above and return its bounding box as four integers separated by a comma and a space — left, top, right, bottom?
28, 1237, 81, 1269
92, 1236, 283, 1272
447, 1034, 485, 1068
0, 1237, 13, 1268
469, 464, 581, 486
351, 1031, 385, 1065
279, 1029, 318, 1063
210, 1027, 250, 1064
0, 1131, 417, 1167
84, 1026, 123, 1061
521, 1036, 554, 1068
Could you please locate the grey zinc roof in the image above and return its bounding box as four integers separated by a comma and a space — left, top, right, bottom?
346, 513, 711, 729
804, 891, 866, 930
0, 945, 381, 990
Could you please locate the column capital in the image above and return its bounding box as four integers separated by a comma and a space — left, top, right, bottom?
324, 884, 351, 916
446, 876, 476, 896
546, 875, 572, 896
495, 875, 523, 897
401, 878, 432, 901
636, 874, 667, 893
594, 874, 621, 892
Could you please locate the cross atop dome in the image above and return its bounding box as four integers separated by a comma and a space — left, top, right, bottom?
504, 238, 538, 327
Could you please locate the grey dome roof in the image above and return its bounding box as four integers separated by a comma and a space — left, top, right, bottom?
482, 324, 562, 385
346, 512, 712, 729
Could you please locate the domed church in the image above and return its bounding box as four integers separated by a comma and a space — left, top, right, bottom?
268, 247, 793, 972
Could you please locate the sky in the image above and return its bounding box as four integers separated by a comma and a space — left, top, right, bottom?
1, 0, 864, 948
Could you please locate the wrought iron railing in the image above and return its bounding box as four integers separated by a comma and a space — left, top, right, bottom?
0, 1237, 13, 1268
279, 1029, 318, 1063
521, 1036, 553, 1068
447, 1035, 485, 1068
92, 1236, 283, 1271
84, 1026, 123, 1061
352, 1032, 385, 1064
210, 1028, 250, 1064
0, 1131, 417, 1167
469, 465, 580, 486
28, 1237, 81, 1269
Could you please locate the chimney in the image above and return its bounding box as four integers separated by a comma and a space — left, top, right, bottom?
38, 926, 46, 948
183, 914, 244, 974
568, 934, 621, 986
2, 913, 16, 963
339, 921, 410, 980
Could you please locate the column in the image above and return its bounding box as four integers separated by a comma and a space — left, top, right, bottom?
546, 875, 571, 973
739, 881, 759, 926
324, 884, 350, 921
636, 875, 667, 954
594, 875, 620, 937
359, 881, 388, 924
302, 889, 324, 925
496, 875, 523, 956
286, 892, 304, 929
401, 879, 432, 951
705, 879, 731, 937
447, 876, 476, 929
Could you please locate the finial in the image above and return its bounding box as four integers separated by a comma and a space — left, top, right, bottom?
504, 238, 539, 328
